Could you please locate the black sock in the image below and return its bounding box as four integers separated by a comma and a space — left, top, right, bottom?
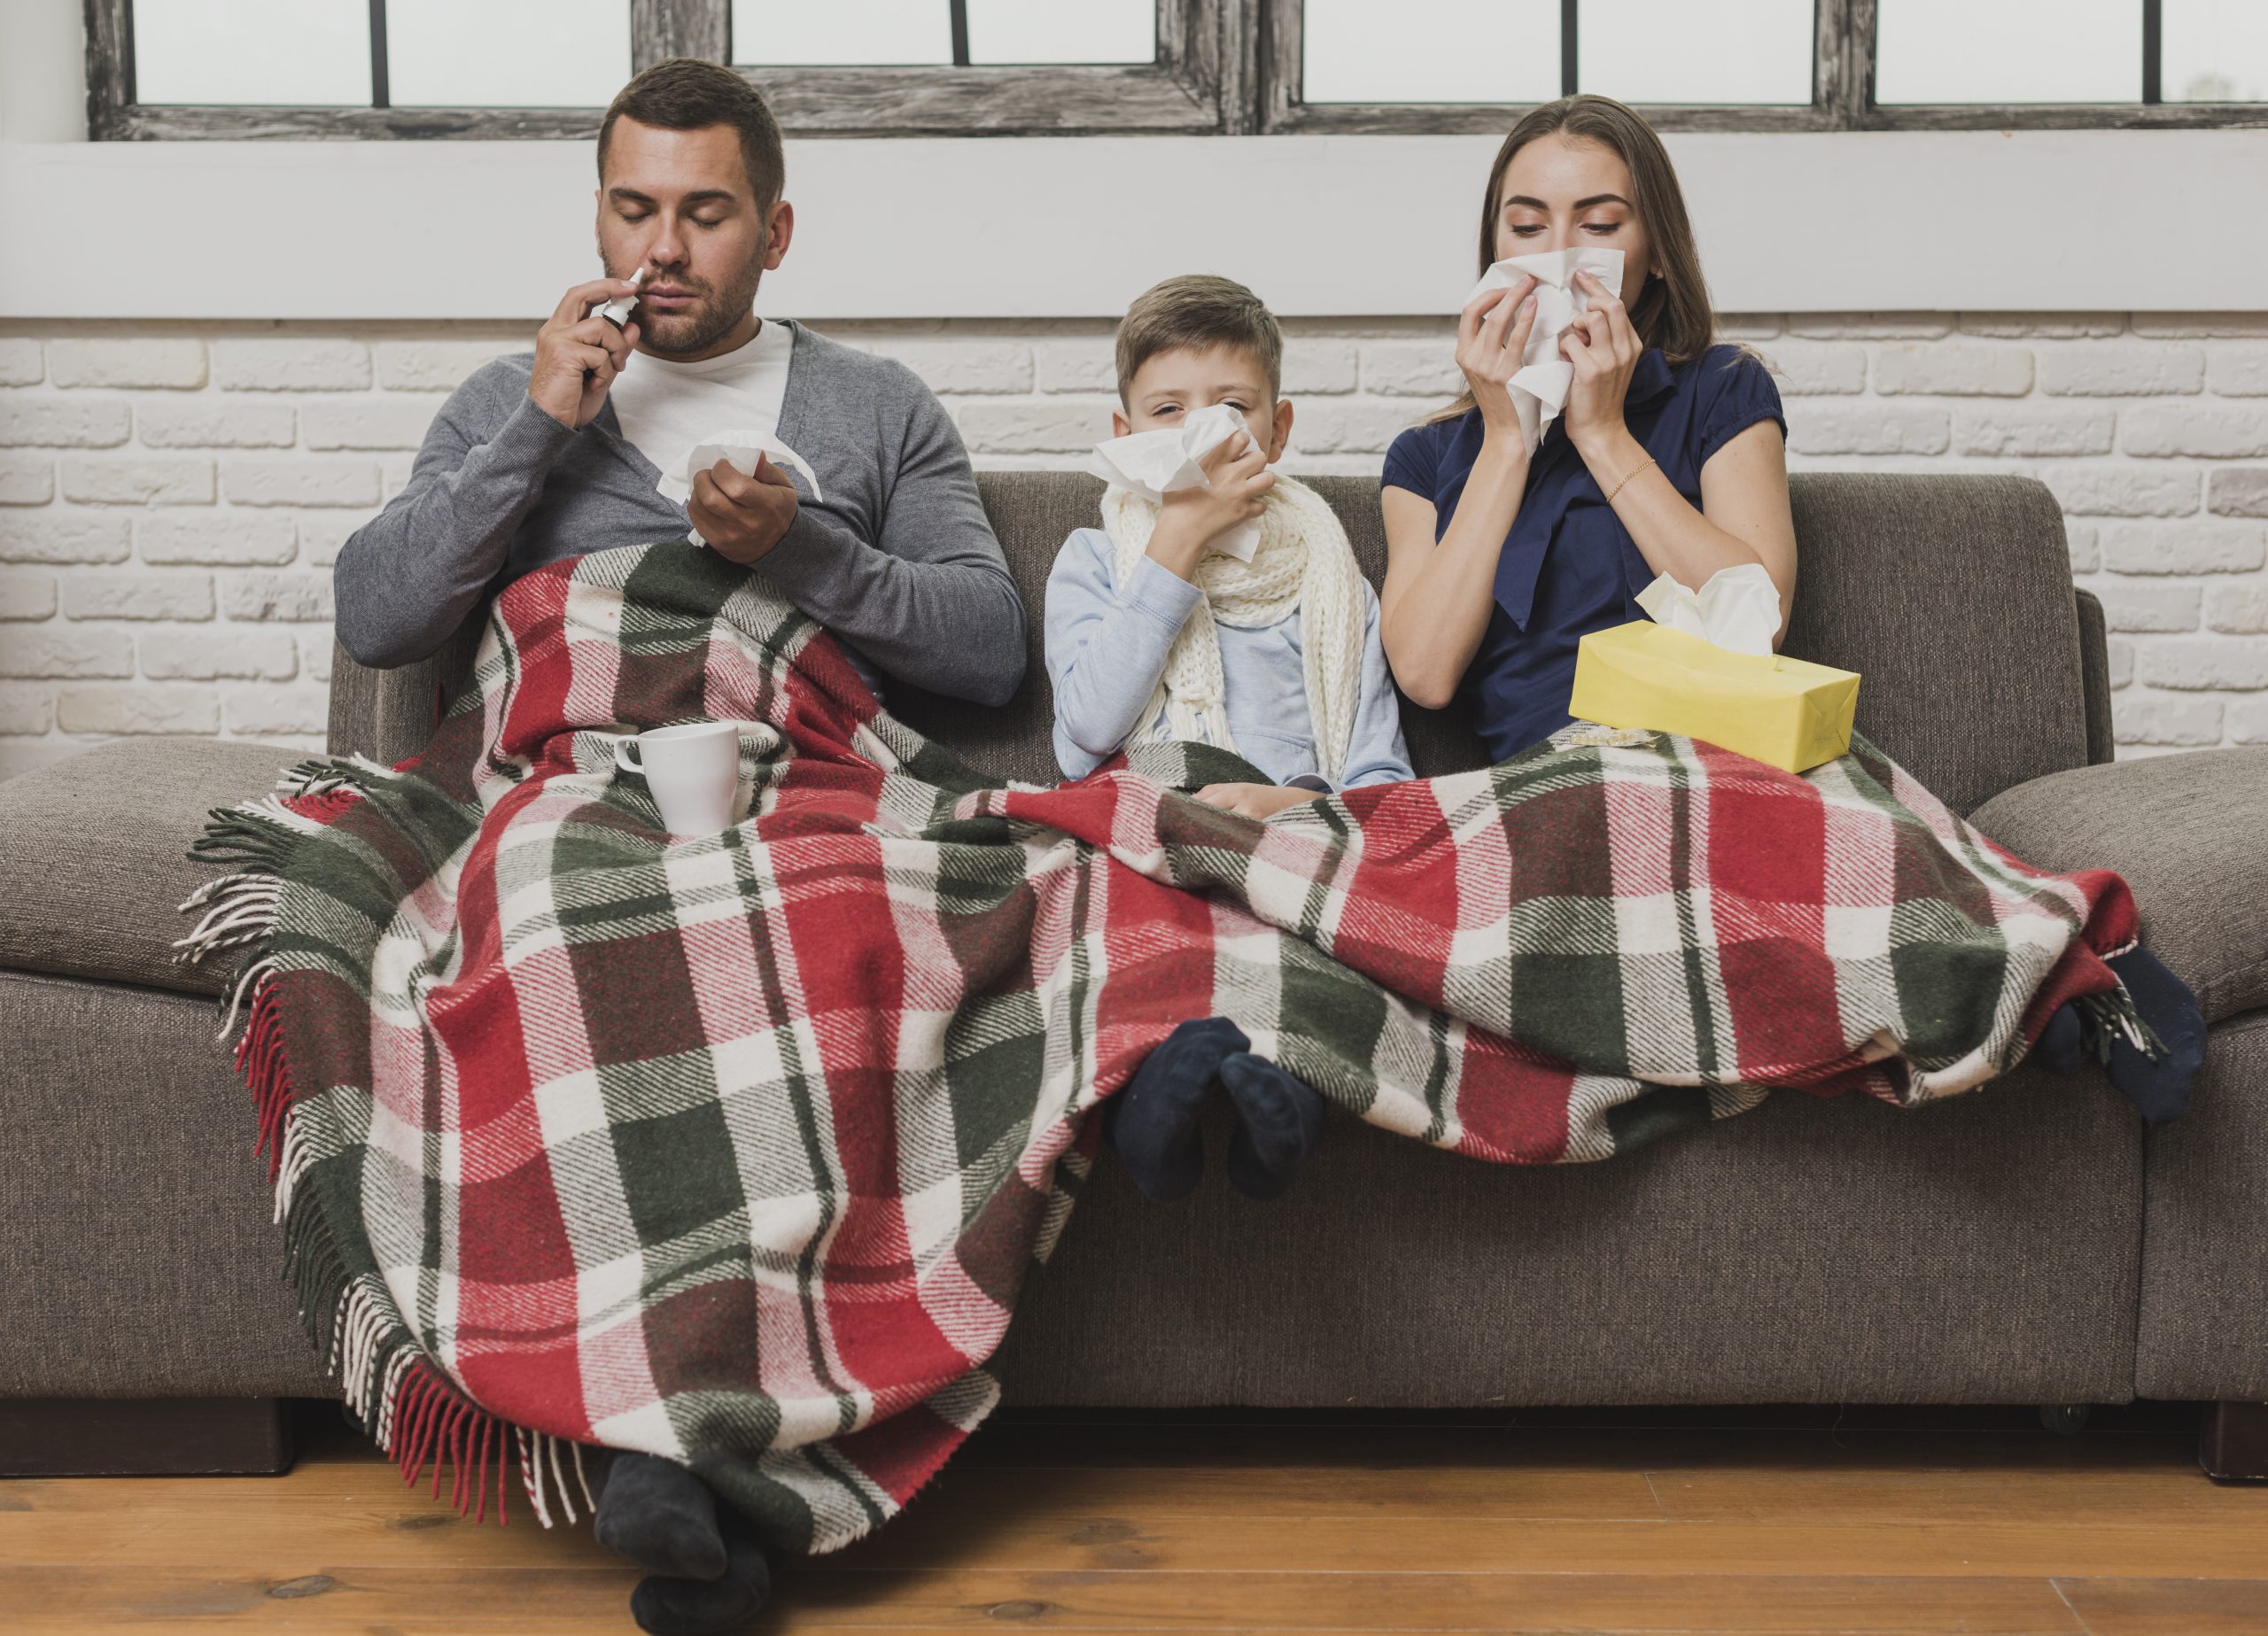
1106, 1016, 1248, 1201
629, 1513, 771, 1636
1219, 1051, 1327, 1201
2101, 946, 2204, 1127
596, 1452, 727, 1582
2034, 998, 2085, 1075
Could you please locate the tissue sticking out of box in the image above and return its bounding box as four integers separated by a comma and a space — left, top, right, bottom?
1635, 562, 1782, 656
659, 430, 825, 549
1084, 401, 1262, 563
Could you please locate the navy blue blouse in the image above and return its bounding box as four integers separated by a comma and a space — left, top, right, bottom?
1382, 344, 1786, 764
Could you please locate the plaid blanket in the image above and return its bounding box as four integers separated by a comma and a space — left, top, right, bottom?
182, 542, 2140, 1555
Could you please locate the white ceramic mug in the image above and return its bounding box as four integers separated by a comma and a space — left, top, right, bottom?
614, 721, 742, 836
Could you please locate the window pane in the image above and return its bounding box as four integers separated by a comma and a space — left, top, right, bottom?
2165, 0, 2268, 101
1305, 0, 1560, 104
1876, 0, 2138, 103
1581, 0, 1813, 104
730, 0, 951, 66
967, 0, 1153, 64
133, 0, 369, 105
388, 0, 629, 106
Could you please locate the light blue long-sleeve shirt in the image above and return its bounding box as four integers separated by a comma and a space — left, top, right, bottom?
1044, 526, 1415, 790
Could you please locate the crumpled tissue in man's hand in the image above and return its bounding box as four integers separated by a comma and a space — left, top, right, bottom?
1084, 401, 1262, 562
657, 430, 825, 548
1464, 245, 1625, 453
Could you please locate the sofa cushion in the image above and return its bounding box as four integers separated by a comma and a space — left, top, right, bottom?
1780, 473, 2093, 815
331, 470, 2100, 810
1970, 747, 2268, 1026
0, 738, 299, 997
997, 1059, 2144, 1407
0, 971, 330, 1397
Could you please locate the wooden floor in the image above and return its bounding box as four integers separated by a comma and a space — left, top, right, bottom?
4, 1405, 2264, 1634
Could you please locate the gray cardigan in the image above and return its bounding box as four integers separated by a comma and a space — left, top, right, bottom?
331, 321, 1025, 706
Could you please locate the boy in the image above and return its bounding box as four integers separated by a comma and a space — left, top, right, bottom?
1046, 275, 1414, 813
1045, 275, 1414, 1201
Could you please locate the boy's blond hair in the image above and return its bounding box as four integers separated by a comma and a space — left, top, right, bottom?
1115, 275, 1284, 405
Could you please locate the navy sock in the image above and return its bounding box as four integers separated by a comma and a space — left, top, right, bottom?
630, 1511, 771, 1636
1105, 1017, 1248, 1201
597, 1452, 727, 1582
2035, 999, 2085, 1076
2101, 946, 2204, 1127
1219, 1051, 1328, 1201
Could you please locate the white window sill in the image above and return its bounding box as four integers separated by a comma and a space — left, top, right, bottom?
2, 128, 2262, 321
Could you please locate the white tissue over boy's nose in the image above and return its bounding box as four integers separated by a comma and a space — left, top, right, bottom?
1084, 401, 1262, 562
1464, 246, 1625, 454
1635, 562, 1782, 657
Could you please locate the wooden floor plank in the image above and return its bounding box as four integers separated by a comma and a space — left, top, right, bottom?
2051, 1577, 2268, 1636
3, 1418, 2255, 1634
1646, 1464, 2268, 1526
827, 1509, 2268, 1581
951, 1422, 2197, 1475
920, 1460, 1667, 1521
761, 1569, 2087, 1632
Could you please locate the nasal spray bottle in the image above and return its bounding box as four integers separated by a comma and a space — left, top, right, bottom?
595, 266, 646, 330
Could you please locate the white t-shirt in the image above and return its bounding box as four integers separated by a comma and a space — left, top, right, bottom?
605, 316, 795, 485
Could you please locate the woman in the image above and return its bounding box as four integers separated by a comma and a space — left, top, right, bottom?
1374, 96, 2201, 1127
1380, 96, 1797, 761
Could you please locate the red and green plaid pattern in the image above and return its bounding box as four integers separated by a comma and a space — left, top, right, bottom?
183, 541, 2138, 1554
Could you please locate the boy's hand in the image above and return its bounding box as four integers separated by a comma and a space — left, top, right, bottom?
530, 277, 641, 430
1148, 431, 1274, 582
1193, 782, 1323, 819
689, 454, 798, 565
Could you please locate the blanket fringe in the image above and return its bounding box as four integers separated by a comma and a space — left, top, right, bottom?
179, 762, 587, 1531
2077, 981, 2167, 1066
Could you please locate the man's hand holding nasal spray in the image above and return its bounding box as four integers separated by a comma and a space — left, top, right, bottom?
527, 267, 645, 430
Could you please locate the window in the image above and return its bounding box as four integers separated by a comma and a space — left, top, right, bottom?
88, 0, 1223, 139
719, 0, 1209, 135
1299, 0, 1814, 112
87, 0, 2268, 139
1264, 0, 2268, 133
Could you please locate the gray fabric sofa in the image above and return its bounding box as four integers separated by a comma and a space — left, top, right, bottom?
4, 470, 2264, 1477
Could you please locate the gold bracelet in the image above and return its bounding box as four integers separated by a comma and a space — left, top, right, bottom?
1604, 454, 1658, 504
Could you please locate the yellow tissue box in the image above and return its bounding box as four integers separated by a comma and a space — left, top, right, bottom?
1567, 621, 1861, 774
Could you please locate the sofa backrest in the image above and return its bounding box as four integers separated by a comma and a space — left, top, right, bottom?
328, 470, 2106, 815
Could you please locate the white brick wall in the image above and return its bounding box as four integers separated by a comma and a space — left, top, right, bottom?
3, 312, 2266, 780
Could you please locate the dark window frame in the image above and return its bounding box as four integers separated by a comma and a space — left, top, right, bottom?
83, 0, 2268, 140
84, 0, 1245, 140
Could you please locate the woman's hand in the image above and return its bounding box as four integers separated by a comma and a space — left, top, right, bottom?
1560, 268, 1643, 456
1455, 275, 1540, 454
1192, 782, 1324, 820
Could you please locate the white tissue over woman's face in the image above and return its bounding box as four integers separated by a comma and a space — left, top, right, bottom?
1114, 342, 1293, 465
1489, 132, 1652, 297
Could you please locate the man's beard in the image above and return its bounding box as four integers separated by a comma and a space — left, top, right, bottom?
635, 260, 764, 358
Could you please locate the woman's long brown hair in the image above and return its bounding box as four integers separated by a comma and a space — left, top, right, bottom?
1427, 95, 1718, 424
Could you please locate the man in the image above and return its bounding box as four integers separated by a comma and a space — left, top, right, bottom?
332, 59, 1023, 1636
333, 58, 1024, 716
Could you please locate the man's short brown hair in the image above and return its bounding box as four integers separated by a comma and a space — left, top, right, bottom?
1115, 275, 1284, 403
598, 59, 785, 208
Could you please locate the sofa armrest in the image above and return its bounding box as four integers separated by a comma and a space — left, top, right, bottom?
1970, 748, 2268, 1025
323, 614, 484, 766
2074, 589, 2115, 768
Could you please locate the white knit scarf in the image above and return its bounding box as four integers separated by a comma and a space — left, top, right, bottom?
1099, 474, 1365, 785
